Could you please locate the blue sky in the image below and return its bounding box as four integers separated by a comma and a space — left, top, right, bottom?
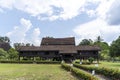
0, 0, 120, 46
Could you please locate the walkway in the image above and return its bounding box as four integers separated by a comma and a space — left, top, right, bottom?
93, 73, 110, 80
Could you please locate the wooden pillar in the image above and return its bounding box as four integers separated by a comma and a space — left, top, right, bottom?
60, 54, 63, 61
97, 56, 99, 63
33, 57, 35, 61
18, 56, 20, 61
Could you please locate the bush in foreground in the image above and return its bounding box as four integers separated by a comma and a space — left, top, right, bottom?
61, 63, 98, 80
73, 63, 120, 80
0, 60, 61, 64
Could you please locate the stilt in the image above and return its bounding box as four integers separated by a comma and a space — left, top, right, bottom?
18, 56, 20, 61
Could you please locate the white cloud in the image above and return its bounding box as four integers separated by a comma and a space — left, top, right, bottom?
105, 0, 120, 25
30, 28, 41, 46
13, 0, 53, 17
0, 0, 88, 21
20, 18, 32, 31
95, 0, 114, 19
6, 18, 41, 46
73, 18, 120, 44
0, 0, 120, 23
73, 0, 120, 44
90, 0, 120, 25
1, 0, 120, 45
6, 18, 32, 43
0, 0, 15, 9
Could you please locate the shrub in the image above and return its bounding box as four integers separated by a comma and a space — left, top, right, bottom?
61, 63, 98, 80
88, 57, 94, 63
61, 63, 71, 71
74, 60, 91, 65
73, 63, 120, 80
36, 61, 60, 64
71, 67, 98, 80
0, 60, 61, 64
0, 60, 33, 64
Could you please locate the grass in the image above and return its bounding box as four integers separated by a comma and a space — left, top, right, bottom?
83, 61, 120, 71
0, 64, 78, 80
99, 61, 120, 70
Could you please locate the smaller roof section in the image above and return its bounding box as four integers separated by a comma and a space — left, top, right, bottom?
76, 45, 101, 51
41, 37, 75, 46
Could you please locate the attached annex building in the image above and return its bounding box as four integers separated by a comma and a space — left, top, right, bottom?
18, 37, 101, 62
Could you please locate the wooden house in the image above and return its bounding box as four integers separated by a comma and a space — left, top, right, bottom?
18, 37, 101, 62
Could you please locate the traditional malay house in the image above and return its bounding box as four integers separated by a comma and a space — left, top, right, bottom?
18, 37, 101, 62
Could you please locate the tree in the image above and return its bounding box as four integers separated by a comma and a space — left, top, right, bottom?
0, 48, 7, 59
46, 36, 53, 38
79, 39, 93, 45
14, 43, 26, 49
4, 36, 10, 43
26, 43, 31, 46
110, 36, 120, 58
7, 48, 18, 60
0, 36, 10, 43
14, 43, 21, 49
94, 36, 110, 60
14, 43, 33, 49
95, 36, 103, 43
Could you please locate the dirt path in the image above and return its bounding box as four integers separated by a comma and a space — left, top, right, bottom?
94, 74, 110, 80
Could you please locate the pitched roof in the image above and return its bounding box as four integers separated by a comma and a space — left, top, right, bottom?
41, 37, 75, 45
17, 37, 101, 53
18, 45, 100, 54
18, 45, 77, 53
76, 45, 101, 51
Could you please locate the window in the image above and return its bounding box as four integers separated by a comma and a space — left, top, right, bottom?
93, 52, 97, 55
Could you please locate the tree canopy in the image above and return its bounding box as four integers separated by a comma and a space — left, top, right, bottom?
0, 36, 10, 43
95, 36, 103, 43
94, 36, 110, 60
78, 36, 110, 60
14, 43, 34, 49
0, 48, 7, 59
8, 48, 18, 60
110, 36, 120, 57
79, 39, 93, 45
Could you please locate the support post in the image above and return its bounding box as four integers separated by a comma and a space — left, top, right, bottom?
18, 56, 20, 61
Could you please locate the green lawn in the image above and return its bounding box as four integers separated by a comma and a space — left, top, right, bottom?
99, 61, 120, 70
0, 64, 78, 80
87, 61, 120, 71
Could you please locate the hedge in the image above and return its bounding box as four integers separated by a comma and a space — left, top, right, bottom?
0, 60, 33, 64
61, 63, 98, 80
36, 61, 61, 64
74, 60, 91, 65
0, 60, 61, 64
73, 63, 120, 80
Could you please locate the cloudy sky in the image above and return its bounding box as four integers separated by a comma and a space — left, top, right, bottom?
0, 0, 120, 46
